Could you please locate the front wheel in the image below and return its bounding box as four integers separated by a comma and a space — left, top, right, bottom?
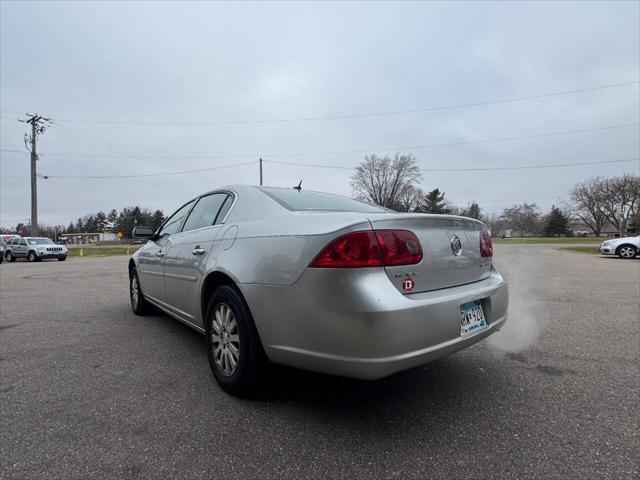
130, 268, 154, 315
205, 285, 268, 396
617, 245, 637, 259
58, 256, 67, 261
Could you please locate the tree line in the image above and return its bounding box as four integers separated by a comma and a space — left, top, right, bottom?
1, 206, 166, 240
351, 153, 640, 236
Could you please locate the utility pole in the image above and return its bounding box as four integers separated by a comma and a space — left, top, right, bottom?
20, 114, 49, 236
259, 158, 263, 186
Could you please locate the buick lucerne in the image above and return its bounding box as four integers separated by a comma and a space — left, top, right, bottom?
129, 186, 509, 394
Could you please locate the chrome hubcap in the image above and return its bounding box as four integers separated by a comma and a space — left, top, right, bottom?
620, 247, 635, 258
211, 303, 240, 376
131, 275, 139, 308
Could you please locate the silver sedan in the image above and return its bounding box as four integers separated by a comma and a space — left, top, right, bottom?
129, 185, 508, 394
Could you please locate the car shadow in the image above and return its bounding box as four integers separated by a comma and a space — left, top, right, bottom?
144, 306, 515, 432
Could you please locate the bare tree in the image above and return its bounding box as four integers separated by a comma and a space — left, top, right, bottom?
500, 203, 541, 237
351, 153, 422, 210
394, 185, 424, 212
570, 175, 640, 235
597, 174, 640, 235
569, 177, 609, 236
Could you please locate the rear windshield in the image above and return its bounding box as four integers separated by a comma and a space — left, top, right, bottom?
28, 238, 54, 245
259, 187, 387, 213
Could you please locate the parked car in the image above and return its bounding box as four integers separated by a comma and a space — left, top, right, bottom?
4, 237, 68, 262
599, 235, 640, 259
0, 243, 4, 264
129, 185, 509, 395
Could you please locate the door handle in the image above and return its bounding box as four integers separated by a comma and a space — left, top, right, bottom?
156, 251, 166, 257
192, 248, 206, 256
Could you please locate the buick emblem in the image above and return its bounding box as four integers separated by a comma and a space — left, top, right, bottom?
450, 235, 462, 256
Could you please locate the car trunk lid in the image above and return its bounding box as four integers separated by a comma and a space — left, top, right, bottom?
367, 213, 491, 294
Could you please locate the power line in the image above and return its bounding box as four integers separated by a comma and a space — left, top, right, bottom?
41, 160, 257, 179
266, 157, 640, 172
3, 122, 637, 160
4, 80, 638, 126
47, 122, 224, 186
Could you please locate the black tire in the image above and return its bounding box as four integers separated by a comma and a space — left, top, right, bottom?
205, 285, 268, 396
129, 267, 154, 315
27, 251, 38, 262
58, 256, 67, 261
6, 251, 15, 262
616, 244, 637, 259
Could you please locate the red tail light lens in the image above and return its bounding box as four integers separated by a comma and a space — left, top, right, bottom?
310, 230, 423, 268
375, 230, 423, 266
480, 231, 493, 257
309, 231, 383, 268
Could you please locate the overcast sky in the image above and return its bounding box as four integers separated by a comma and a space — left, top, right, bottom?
1, 1, 639, 228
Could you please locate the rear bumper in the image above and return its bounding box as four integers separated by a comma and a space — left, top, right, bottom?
240, 265, 508, 380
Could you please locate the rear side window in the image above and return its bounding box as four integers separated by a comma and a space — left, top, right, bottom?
182, 194, 228, 232
214, 195, 234, 224
259, 187, 386, 213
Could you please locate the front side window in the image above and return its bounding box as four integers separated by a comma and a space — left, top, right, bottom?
20, 239, 27, 246
182, 194, 228, 232
158, 200, 197, 238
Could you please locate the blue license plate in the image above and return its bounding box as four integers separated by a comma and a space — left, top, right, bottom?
460, 300, 487, 336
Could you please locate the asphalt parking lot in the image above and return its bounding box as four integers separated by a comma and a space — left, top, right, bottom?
0, 245, 638, 479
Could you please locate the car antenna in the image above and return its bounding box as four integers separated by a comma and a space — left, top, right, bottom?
293, 180, 302, 192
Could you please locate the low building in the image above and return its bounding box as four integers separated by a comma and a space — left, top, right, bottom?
570, 222, 621, 238
59, 232, 118, 244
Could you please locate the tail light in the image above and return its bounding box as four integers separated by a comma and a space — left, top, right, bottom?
309, 230, 422, 268
310, 231, 383, 268
480, 231, 493, 257
375, 230, 423, 266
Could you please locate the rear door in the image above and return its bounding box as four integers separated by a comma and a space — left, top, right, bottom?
163, 193, 232, 325
367, 214, 491, 294
16, 238, 28, 257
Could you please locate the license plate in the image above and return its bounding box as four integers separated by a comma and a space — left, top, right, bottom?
460, 300, 487, 336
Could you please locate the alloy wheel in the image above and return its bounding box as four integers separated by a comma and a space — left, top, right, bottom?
211, 303, 241, 376
131, 275, 139, 309
619, 246, 636, 258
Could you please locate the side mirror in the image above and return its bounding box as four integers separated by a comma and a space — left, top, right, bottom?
132, 226, 156, 239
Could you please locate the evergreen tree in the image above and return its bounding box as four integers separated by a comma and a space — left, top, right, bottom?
462, 202, 482, 220
95, 211, 108, 232
151, 210, 165, 230
543, 205, 569, 236
416, 188, 452, 214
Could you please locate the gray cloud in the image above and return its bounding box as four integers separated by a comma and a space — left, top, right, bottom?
1, 1, 638, 227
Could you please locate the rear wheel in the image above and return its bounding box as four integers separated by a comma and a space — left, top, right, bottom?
5, 251, 15, 262
205, 285, 268, 396
27, 251, 38, 262
130, 267, 154, 315
617, 244, 637, 259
